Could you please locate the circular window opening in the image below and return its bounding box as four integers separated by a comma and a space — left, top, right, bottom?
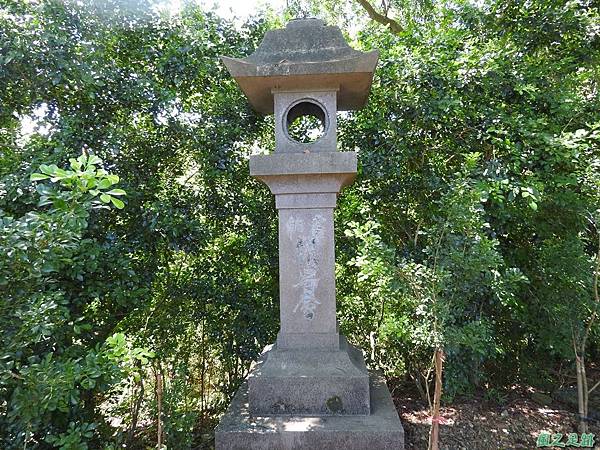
285, 100, 327, 144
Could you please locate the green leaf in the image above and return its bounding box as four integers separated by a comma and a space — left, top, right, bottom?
49, 168, 71, 180
87, 155, 103, 166
106, 189, 126, 196
36, 184, 54, 196
98, 179, 112, 189
40, 164, 57, 175
69, 158, 82, 171
100, 194, 111, 203
30, 173, 50, 181
37, 197, 53, 207
110, 197, 124, 209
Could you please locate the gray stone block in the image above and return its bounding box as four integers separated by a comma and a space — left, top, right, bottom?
249, 152, 357, 184
274, 90, 337, 153
276, 330, 340, 350
248, 337, 370, 415
215, 372, 405, 449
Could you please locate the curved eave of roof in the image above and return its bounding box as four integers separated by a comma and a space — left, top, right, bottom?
221, 51, 379, 114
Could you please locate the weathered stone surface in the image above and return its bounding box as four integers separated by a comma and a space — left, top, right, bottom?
278, 207, 336, 345
248, 337, 370, 416
249, 152, 357, 353
274, 90, 337, 153
216, 372, 405, 450
241, 18, 368, 65
249, 152, 357, 179
221, 18, 378, 113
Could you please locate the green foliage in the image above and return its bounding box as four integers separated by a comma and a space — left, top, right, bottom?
335, 0, 600, 397
3, 1, 275, 447
0, 150, 150, 448
31, 154, 126, 211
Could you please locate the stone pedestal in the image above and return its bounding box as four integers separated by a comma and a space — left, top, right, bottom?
248, 337, 370, 416
216, 372, 404, 450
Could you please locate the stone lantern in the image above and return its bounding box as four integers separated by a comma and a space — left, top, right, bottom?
216, 18, 404, 449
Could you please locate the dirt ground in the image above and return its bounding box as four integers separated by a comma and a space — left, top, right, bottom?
392, 382, 600, 450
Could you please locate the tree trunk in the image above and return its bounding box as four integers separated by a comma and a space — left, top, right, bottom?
573, 222, 600, 434
428, 348, 444, 450
575, 351, 588, 433
156, 366, 164, 449
128, 374, 144, 443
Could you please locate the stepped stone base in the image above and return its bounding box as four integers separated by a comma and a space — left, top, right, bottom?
215, 372, 405, 450
248, 337, 370, 415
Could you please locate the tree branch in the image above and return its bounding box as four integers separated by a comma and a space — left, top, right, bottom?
355, 0, 403, 34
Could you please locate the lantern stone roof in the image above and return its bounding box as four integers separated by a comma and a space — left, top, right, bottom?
221, 18, 379, 114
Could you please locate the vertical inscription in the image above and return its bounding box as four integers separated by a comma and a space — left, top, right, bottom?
286, 214, 325, 320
